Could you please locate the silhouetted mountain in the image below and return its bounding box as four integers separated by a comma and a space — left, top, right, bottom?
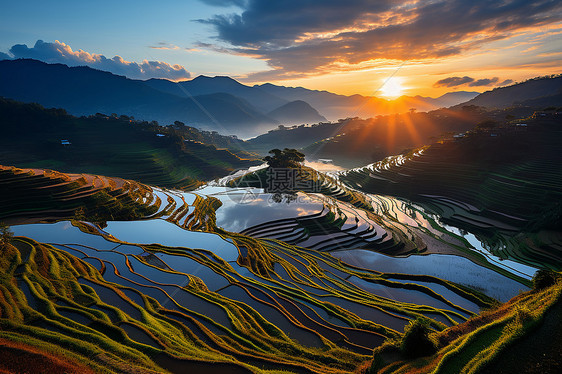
246, 122, 341, 155
145, 75, 289, 112
256, 83, 366, 119
256, 83, 479, 120
459, 75, 562, 108
267, 100, 327, 125
421, 91, 479, 108
0, 59, 276, 138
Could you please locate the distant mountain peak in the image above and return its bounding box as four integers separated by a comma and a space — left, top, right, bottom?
191, 75, 239, 83
267, 100, 327, 125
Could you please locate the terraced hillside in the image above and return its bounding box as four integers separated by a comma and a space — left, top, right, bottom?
341, 114, 562, 270
0, 165, 156, 224
4, 164, 535, 373
0, 98, 259, 189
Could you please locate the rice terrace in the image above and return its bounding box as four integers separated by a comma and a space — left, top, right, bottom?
0, 1, 561, 373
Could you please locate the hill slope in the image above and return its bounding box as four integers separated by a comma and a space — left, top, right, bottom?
0, 98, 259, 188
458, 75, 562, 109
364, 279, 562, 374
341, 112, 562, 270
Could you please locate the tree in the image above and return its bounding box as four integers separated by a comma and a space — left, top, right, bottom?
400, 318, 437, 358
263, 148, 305, 168
0, 222, 13, 249
532, 269, 560, 290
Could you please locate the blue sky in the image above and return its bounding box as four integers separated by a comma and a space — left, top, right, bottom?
0, 0, 267, 76
1, 0, 561, 96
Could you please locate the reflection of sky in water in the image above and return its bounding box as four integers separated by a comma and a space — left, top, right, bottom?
12, 221, 118, 250
428, 218, 538, 279
103, 220, 239, 261
332, 249, 528, 302
211, 192, 326, 232
370, 194, 539, 279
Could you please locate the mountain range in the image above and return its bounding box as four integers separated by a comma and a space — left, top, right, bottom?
255, 82, 480, 120
457, 75, 562, 108
0, 59, 480, 138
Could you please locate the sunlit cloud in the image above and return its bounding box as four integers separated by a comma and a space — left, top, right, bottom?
4, 40, 191, 81
197, 0, 562, 81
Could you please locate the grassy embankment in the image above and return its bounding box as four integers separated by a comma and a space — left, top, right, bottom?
360, 274, 561, 374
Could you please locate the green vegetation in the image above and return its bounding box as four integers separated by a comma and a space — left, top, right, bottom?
0, 98, 259, 189
263, 148, 305, 168
398, 318, 437, 358
532, 269, 561, 290
0, 108, 558, 373
365, 278, 562, 374
0, 222, 13, 248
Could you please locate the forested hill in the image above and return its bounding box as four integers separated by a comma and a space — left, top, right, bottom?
0, 98, 259, 189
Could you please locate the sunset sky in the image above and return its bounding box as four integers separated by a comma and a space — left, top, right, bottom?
1, 0, 561, 97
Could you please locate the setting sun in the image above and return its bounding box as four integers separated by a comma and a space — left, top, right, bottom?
379, 77, 405, 98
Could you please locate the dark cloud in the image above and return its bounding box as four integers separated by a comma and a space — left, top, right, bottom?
434, 76, 512, 88
6, 40, 191, 81
468, 77, 499, 86
434, 76, 475, 88
200, 0, 392, 48
198, 0, 562, 79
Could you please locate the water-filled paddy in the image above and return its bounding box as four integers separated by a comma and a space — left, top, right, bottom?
332, 249, 527, 301
12, 221, 118, 250
103, 220, 239, 261
213, 191, 326, 232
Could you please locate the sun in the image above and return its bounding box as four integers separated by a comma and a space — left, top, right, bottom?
379, 77, 404, 98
